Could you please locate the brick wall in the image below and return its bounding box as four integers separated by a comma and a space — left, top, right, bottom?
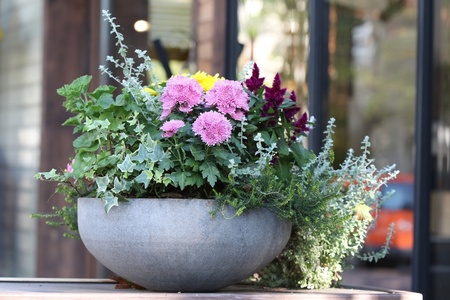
0, 0, 44, 276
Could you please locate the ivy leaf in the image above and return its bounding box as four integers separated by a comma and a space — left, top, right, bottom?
199, 161, 220, 187
95, 176, 110, 193
73, 132, 100, 152
135, 170, 153, 188
103, 192, 118, 213
117, 155, 136, 173
132, 144, 148, 163
159, 154, 175, 171
112, 177, 129, 194
35, 169, 59, 180
84, 119, 111, 131
149, 144, 165, 162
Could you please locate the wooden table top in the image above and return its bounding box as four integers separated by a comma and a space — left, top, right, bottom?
0, 277, 422, 299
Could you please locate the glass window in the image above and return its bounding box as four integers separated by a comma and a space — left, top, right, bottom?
238, 0, 309, 109
331, 0, 417, 290
329, 1, 417, 174
148, 0, 194, 80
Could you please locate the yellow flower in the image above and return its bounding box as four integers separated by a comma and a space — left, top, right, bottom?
144, 86, 158, 96
354, 204, 373, 221
191, 71, 223, 91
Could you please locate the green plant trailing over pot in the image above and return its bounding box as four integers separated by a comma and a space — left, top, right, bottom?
34, 10, 398, 289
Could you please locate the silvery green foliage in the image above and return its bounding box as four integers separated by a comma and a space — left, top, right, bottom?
255, 118, 399, 289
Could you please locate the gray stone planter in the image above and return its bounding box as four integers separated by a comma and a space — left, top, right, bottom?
77, 198, 292, 292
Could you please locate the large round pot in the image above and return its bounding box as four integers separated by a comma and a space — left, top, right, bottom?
77, 198, 292, 292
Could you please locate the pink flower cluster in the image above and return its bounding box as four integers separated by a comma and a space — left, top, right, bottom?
192, 111, 232, 146
161, 120, 185, 138
205, 80, 249, 121
160, 75, 203, 120
159, 74, 250, 146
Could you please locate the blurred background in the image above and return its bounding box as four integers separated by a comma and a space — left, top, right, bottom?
0, 0, 449, 299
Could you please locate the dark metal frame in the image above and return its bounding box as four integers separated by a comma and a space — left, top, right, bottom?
225, 0, 240, 80
308, 0, 330, 154
412, 0, 434, 298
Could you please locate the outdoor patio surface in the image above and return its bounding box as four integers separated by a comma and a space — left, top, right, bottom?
0, 277, 422, 299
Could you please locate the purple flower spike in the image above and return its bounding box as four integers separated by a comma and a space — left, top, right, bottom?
283, 90, 301, 121
293, 112, 310, 136
262, 73, 286, 117
244, 63, 265, 93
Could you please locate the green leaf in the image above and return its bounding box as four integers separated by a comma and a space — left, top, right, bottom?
135, 170, 153, 188
84, 119, 111, 131
73, 132, 100, 152
103, 192, 118, 213
185, 172, 204, 188
117, 155, 136, 173
97, 93, 115, 109
199, 161, 220, 187
112, 177, 129, 194
95, 176, 110, 193
149, 144, 165, 162
290, 142, 312, 166
190, 144, 205, 161
132, 144, 148, 163
36, 169, 59, 180
244, 124, 258, 134
115, 94, 125, 106
90, 85, 116, 99
230, 136, 245, 154
170, 171, 191, 190
159, 154, 175, 171
62, 116, 81, 127
277, 139, 290, 156
57, 75, 92, 98
184, 158, 199, 171
260, 131, 272, 145
212, 146, 241, 165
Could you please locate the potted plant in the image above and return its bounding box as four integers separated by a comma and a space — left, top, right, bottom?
35, 10, 398, 292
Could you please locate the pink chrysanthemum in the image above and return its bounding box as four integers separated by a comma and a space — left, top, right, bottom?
160, 75, 204, 119
192, 111, 232, 146
160, 120, 185, 138
204, 80, 249, 120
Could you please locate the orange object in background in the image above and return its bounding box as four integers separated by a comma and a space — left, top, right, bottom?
364, 173, 414, 260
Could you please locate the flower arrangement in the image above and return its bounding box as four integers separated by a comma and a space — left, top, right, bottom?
35, 11, 398, 289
